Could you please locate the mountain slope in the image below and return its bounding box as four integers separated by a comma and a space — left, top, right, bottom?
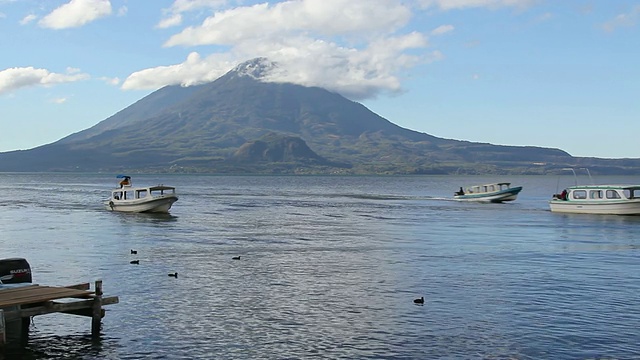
1, 58, 638, 174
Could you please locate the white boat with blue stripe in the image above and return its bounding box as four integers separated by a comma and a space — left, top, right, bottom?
549, 185, 640, 215
104, 175, 178, 213
453, 182, 522, 203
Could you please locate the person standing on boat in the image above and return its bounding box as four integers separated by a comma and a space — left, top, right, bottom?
455, 187, 465, 196
119, 176, 131, 188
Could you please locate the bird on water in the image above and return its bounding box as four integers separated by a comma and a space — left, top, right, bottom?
232, 256, 241, 260
168, 272, 178, 278
130, 260, 140, 265
414, 296, 424, 304
130, 249, 137, 254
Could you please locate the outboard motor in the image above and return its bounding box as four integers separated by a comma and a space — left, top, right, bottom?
0, 258, 32, 284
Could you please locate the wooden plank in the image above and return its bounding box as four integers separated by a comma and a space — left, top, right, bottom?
0, 281, 119, 343
0, 286, 94, 308
0, 285, 40, 295
0, 287, 91, 305
65, 283, 90, 290
63, 307, 103, 318
2, 296, 119, 321
63, 296, 119, 317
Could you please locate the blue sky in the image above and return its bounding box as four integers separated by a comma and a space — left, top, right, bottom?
0, 0, 638, 158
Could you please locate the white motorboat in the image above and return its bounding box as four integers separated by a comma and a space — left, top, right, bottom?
104, 176, 178, 213
453, 182, 522, 203
549, 184, 640, 215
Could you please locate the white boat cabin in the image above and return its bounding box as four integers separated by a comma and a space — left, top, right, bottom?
465, 182, 513, 194
554, 186, 640, 202
111, 185, 177, 201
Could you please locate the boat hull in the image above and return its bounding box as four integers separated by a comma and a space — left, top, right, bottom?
105, 195, 178, 213
549, 199, 640, 215
454, 186, 522, 203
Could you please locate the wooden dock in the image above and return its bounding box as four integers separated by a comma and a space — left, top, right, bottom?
0, 280, 118, 345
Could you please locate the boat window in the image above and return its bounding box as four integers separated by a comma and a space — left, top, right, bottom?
572, 190, 587, 199
623, 189, 633, 199
136, 189, 148, 199
589, 190, 603, 199
606, 190, 621, 199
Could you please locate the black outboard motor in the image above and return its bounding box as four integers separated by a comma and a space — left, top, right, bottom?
0, 258, 32, 284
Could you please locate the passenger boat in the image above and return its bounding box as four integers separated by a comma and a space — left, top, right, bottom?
453, 182, 522, 203
104, 175, 178, 213
549, 185, 640, 215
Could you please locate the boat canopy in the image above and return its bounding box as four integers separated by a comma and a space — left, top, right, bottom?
466, 182, 512, 194
562, 185, 640, 200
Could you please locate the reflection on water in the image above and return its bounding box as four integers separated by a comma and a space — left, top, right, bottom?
111, 212, 179, 224
3, 333, 112, 360
1, 174, 640, 359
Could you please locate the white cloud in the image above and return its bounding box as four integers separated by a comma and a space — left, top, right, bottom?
117, 5, 128, 17
125, 0, 423, 100
169, 0, 227, 13
157, 0, 227, 28
0, 67, 90, 95
253, 32, 430, 100
418, 0, 536, 10
100, 76, 121, 86
125, 30, 428, 100
535, 12, 553, 22
20, 14, 37, 25
431, 24, 454, 35
51, 97, 68, 104
124, 0, 543, 100
602, 5, 640, 32
66, 67, 83, 74
38, 0, 112, 29
122, 52, 235, 90
426, 50, 445, 63
164, 0, 411, 47
156, 13, 183, 29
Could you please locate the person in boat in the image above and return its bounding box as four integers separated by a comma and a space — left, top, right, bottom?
554, 189, 568, 200
560, 189, 568, 200
119, 176, 131, 188
455, 187, 465, 196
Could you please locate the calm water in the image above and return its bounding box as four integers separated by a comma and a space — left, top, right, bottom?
1, 173, 639, 359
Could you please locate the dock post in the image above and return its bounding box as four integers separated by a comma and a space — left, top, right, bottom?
91, 280, 103, 337
0, 309, 5, 347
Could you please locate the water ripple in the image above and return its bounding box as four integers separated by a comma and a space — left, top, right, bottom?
2, 174, 640, 359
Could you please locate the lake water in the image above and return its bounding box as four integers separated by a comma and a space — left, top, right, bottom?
1, 173, 639, 359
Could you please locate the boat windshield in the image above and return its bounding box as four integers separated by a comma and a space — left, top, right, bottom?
570, 187, 637, 200
572, 190, 587, 199
136, 189, 148, 198
606, 190, 622, 199
465, 183, 512, 194
624, 188, 640, 199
